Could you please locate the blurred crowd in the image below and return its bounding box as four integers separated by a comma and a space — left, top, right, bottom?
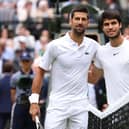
0, 0, 129, 129
0, 0, 129, 36
0, 0, 54, 22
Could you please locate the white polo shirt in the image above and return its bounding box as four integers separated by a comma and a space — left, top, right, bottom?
95, 39, 129, 105
39, 32, 99, 105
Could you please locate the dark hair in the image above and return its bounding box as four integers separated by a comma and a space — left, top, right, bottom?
99, 10, 122, 27
2, 61, 13, 73
69, 4, 89, 19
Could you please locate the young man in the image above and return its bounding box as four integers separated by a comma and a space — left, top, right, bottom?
89, 10, 129, 107
29, 4, 99, 129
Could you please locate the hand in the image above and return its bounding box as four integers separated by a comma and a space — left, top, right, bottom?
29, 103, 40, 121
101, 104, 109, 111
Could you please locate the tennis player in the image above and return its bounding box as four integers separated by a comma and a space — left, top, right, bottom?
29, 4, 99, 129
89, 10, 129, 106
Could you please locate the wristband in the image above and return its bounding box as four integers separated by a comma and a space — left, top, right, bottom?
29, 93, 39, 104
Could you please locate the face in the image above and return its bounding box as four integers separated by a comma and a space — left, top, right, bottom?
20, 60, 32, 70
69, 12, 89, 35
102, 19, 122, 39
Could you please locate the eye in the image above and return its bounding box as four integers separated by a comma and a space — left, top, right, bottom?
111, 21, 117, 25
74, 17, 88, 21
75, 17, 80, 21
82, 17, 88, 21
103, 23, 109, 27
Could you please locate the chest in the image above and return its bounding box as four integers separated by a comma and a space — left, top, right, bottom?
15, 73, 34, 90
56, 45, 94, 69
100, 47, 129, 71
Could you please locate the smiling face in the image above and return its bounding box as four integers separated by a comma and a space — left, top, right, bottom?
69, 12, 89, 36
102, 18, 122, 39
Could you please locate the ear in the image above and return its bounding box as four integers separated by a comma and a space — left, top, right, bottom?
102, 25, 104, 32
69, 18, 72, 26
87, 18, 89, 25
120, 22, 122, 29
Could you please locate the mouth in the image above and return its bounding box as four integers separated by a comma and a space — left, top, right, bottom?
108, 31, 116, 35
76, 26, 83, 29
76, 26, 84, 30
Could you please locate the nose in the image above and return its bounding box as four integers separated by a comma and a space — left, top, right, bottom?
108, 23, 113, 29
78, 19, 83, 24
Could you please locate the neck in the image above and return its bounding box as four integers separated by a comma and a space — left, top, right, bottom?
22, 68, 31, 74
110, 35, 124, 47
69, 31, 84, 45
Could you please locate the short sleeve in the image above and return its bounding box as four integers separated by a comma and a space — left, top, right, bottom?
10, 74, 18, 89
39, 42, 57, 71
94, 47, 103, 69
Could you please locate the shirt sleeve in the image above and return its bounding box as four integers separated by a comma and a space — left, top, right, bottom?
10, 73, 18, 89
39, 42, 57, 71
94, 46, 103, 69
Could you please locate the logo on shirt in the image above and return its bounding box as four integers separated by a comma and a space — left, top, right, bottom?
85, 52, 89, 55
113, 52, 119, 56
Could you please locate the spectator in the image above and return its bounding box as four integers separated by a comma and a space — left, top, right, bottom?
10, 51, 36, 129
0, 39, 14, 73
60, 0, 79, 22
0, 0, 18, 27
0, 61, 13, 129
32, 0, 54, 19
34, 29, 54, 58
17, 0, 34, 22
0, 26, 14, 50
104, 0, 121, 12
14, 24, 35, 51
13, 35, 34, 72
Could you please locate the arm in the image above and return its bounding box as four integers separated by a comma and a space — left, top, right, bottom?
29, 66, 46, 121
32, 67, 45, 94
88, 63, 103, 84
10, 88, 16, 104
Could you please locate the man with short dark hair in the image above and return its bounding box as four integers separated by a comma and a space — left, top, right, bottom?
89, 10, 129, 108
29, 4, 99, 129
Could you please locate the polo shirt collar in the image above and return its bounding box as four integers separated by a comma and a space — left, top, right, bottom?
65, 32, 85, 47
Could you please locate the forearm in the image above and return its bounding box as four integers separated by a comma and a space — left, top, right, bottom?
29, 67, 45, 104
88, 64, 103, 84
32, 67, 45, 94
31, 76, 42, 94
88, 70, 102, 84
29, 67, 45, 120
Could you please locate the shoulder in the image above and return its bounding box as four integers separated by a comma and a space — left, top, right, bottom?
123, 39, 129, 46
11, 71, 21, 79
84, 37, 100, 46
96, 43, 110, 57
49, 36, 66, 45
83, 37, 100, 52
46, 35, 67, 51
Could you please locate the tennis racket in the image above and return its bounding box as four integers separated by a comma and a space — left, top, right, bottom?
35, 116, 44, 129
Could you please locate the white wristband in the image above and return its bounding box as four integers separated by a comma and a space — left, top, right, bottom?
29, 93, 39, 104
